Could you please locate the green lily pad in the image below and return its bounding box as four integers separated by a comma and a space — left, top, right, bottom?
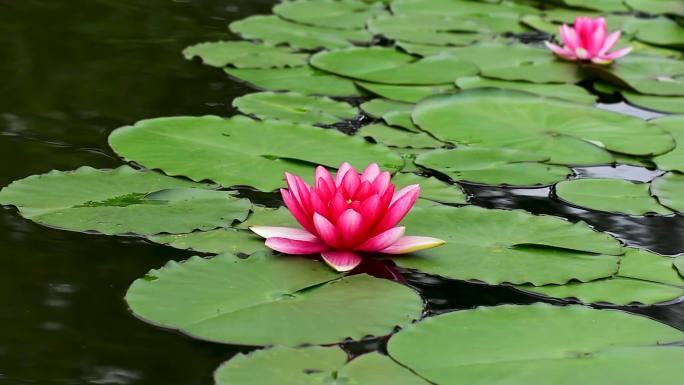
215, 346, 430, 385
519, 248, 684, 305
392, 172, 467, 204
392, 204, 622, 285
555, 178, 672, 216
388, 303, 684, 385
589, 55, 684, 96
108, 116, 403, 191
562, 0, 629, 11
456, 76, 596, 105
676, 256, 684, 277
225, 66, 362, 97
445, 44, 582, 84
234, 206, 299, 230
273, 0, 386, 30
626, 0, 684, 16
310, 47, 478, 85
0, 166, 251, 235
182, 41, 307, 69
360, 99, 418, 131
653, 116, 684, 172
625, 93, 684, 114
233, 92, 358, 125
624, 17, 684, 48
651, 172, 684, 213
416, 147, 572, 187
413, 90, 673, 165
126, 253, 423, 346
229, 15, 372, 50
391, 0, 540, 16
357, 82, 456, 103
358, 124, 443, 148
148, 228, 267, 255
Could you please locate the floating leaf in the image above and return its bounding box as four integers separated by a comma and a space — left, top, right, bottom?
273, 0, 386, 30
358, 124, 443, 148
215, 346, 430, 385
148, 228, 267, 255
357, 82, 456, 103
234, 206, 299, 230
233, 92, 358, 125
360, 99, 418, 131
519, 248, 684, 306
561, 0, 629, 11
392, 172, 467, 205
456, 76, 596, 105
651, 172, 684, 213
388, 303, 684, 385
225, 66, 361, 97
624, 17, 684, 48
416, 147, 572, 187
413, 90, 672, 165
391, 0, 540, 16
310, 47, 478, 85
392, 204, 622, 285
625, 0, 684, 16
229, 15, 372, 50
126, 253, 423, 346
653, 116, 684, 172
108, 116, 403, 191
182, 41, 307, 69
676, 256, 684, 277
590, 55, 684, 96
554, 178, 671, 216
0, 166, 251, 235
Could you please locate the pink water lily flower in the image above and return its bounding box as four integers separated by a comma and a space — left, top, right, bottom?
545, 16, 632, 64
250, 163, 445, 272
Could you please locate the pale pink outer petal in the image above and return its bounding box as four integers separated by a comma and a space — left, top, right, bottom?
265, 237, 328, 255
602, 46, 632, 60
321, 250, 363, 272
249, 226, 319, 242
560, 24, 578, 50
380, 236, 446, 254
391, 184, 420, 205
545, 41, 576, 60
598, 30, 621, 56
361, 163, 381, 183
313, 212, 341, 247
356, 227, 405, 252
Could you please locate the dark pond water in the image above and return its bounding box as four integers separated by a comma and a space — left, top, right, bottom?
1, 1, 683, 384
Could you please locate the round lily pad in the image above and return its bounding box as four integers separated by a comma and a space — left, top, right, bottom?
562, 0, 629, 11
357, 82, 456, 103
555, 178, 672, 216
108, 115, 403, 191
626, 0, 684, 16
392, 172, 467, 205
391, 0, 539, 17
233, 92, 358, 125
358, 124, 443, 149
225, 66, 362, 97
676, 256, 684, 277
416, 147, 572, 187
310, 47, 478, 85
624, 17, 684, 48
229, 15, 372, 50
148, 228, 267, 255
273, 0, 386, 30
392, 203, 622, 285
0, 166, 251, 235
590, 55, 684, 96
413, 90, 673, 164
621, 92, 684, 114
182, 41, 307, 69
519, 248, 684, 306
653, 116, 684, 172
126, 253, 423, 346
388, 303, 684, 385
651, 172, 684, 213
455, 76, 596, 105
360, 99, 418, 131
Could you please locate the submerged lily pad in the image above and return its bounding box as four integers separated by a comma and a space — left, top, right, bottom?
126, 253, 422, 346
392, 172, 467, 205
233, 92, 358, 125
413, 90, 673, 165
520, 248, 684, 305
392, 204, 622, 285
215, 346, 430, 385
653, 116, 684, 172
273, 0, 386, 30
225, 66, 362, 97
455, 76, 596, 105
229, 15, 372, 50
358, 124, 443, 148
108, 116, 403, 191
357, 82, 456, 103
0, 166, 251, 235
388, 303, 684, 385
651, 172, 684, 213
182, 41, 307, 69
360, 99, 417, 131
416, 147, 572, 187
310, 47, 478, 85
555, 178, 671, 216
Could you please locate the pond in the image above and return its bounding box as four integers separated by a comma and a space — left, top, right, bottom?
1, 0, 684, 384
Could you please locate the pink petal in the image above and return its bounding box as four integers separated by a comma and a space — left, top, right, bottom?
602, 46, 632, 60
380, 236, 445, 254
265, 237, 328, 255
361, 163, 381, 182
321, 250, 363, 272
357, 227, 405, 252
315, 166, 336, 200
314, 212, 341, 248
310, 192, 328, 217
353, 181, 373, 201
545, 41, 576, 60
598, 30, 621, 56
335, 162, 354, 187
587, 24, 605, 56
371, 171, 392, 196
285, 173, 312, 215
391, 184, 420, 205
250, 226, 319, 242
373, 185, 419, 233
329, 192, 349, 221
340, 166, 361, 197
559, 24, 577, 50
281, 189, 316, 234
358, 194, 382, 224
337, 209, 364, 247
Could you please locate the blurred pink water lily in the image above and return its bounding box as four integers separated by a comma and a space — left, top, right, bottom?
250, 163, 445, 272
545, 16, 631, 64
